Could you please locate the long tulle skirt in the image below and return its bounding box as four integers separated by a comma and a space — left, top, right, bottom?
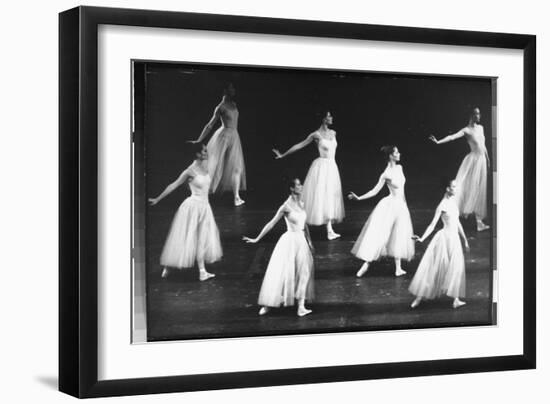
160, 196, 223, 268
258, 231, 314, 307
207, 127, 246, 193
302, 157, 345, 225
351, 195, 415, 262
455, 151, 487, 219
408, 229, 465, 299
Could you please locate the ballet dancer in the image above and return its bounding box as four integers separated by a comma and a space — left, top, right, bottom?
429, 107, 490, 231
148, 143, 222, 281
348, 145, 415, 277
188, 82, 246, 206
409, 179, 469, 309
243, 178, 315, 317
272, 112, 345, 240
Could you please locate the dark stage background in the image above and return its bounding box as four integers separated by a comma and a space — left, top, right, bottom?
135, 61, 495, 341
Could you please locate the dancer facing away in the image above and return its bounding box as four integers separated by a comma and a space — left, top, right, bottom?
348, 146, 415, 277
243, 178, 315, 317
409, 179, 469, 309
272, 112, 345, 240
149, 143, 222, 281
429, 107, 490, 232
188, 82, 246, 206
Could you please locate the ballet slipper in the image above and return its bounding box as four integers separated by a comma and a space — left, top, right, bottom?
411, 297, 422, 308
234, 197, 245, 207
395, 268, 407, 277
297, 307, 312, 317
258, 307, 270, 316
452, 299, 466, 308
476, 222, 490, 232
199, 271, 216, 281
161, 268, 170, 278
327, 231, 341, 240
356, 263, 369, 277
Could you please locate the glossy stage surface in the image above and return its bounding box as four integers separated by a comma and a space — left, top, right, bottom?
145, 200, 494, 342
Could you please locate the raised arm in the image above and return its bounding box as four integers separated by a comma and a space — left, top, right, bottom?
243, 205, 287, 243
148, 169, 191, 205
429, 128, 466, 145
189, 105, 221, 143
272, 132, 317, 159
348, 173, 387, 201
414, 203, 443, 242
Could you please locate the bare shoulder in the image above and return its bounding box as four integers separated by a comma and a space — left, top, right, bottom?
331, 129, 337, 136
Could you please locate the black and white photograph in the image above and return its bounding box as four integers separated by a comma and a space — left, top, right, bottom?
133, 61, 496, 342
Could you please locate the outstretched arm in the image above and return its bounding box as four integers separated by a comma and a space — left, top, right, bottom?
189, 105, 221, 143
272, 132, 317, 159
414, 204, 443, 242
148, 169, 191, 205
348, 174, 386, 201
243, 205, 287, 243
429, 128, 466, 145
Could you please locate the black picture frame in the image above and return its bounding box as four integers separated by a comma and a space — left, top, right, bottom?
59, 6, 536, 398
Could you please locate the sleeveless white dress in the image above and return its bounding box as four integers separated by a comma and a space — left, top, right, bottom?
351, 165, 415, 262
302, 133, 345, 225
207, 105, 247, 193
455, 125, 488, 219
257, 198, 315, 307
409, 197, 466, 299
160, 163, 223, 268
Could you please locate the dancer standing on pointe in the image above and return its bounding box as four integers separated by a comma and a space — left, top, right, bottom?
243, 178, 315, 317
188, 83, 246, 206
149, 143, 222, 281
429, 107, 490, 231
409, 179, 469, 309
272, 112, 345, 240
348, 146, 415, 277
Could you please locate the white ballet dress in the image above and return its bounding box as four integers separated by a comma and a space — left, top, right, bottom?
408, 197, 466, 299
302, 132, 345, 225
207, 104, 247, 193
160, 163, 223, 268
455, 125, 488, 219
351, 165, 415, 262
257, 198, 315, 307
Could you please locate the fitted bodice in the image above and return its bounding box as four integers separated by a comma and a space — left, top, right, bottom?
220, 104, 239, 129
466, 125, 487, 154
384, 165, 406, 197
283, 199, 307, 232
187, 164, 211, 200
440, 198, 459, 231
316, 134, 337, 159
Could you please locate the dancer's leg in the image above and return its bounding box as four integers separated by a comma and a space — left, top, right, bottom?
198, 257, 215, 281
297, 298, 312, 317
356, 261, 370, 277
394, 258, 406, 276
326, 220, 341, 240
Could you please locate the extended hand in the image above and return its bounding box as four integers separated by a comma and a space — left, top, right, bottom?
412, 235, 422, 242
428, 135, 438, 144
347, 192, 358, 201
242, 236, 258, 243
186, 140, 200, 144
148, 197, 158, 206
272, 149, 283, 159
464, 243, 470, 252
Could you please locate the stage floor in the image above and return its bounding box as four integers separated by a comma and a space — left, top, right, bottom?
145, 205, 494, 341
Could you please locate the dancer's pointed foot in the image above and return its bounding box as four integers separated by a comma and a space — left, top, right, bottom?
199, 271, 216, 281
411, 297, 422, 308
161, 268, 170, 278
258, 306, 270, 316
234, 197, 245, 207
356, 262, 369, 278
395, 268, 407, 277
453, 298, 466, 309
297, 307, 312, 317
477, 222, 490, 232
327, 231, 341, 240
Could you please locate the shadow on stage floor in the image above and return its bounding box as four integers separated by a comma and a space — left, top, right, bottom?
145, 204, 494, 342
